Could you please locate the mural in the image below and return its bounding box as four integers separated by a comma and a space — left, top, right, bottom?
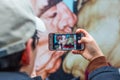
34, 0, 120, 80
63, 0, 120, 80
34, 0, 78, 80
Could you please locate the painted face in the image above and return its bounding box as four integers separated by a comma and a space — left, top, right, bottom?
33, 2, 77, 79
63, 0, 120, 80
31, 0, 49, 16
40, 2, 77, 33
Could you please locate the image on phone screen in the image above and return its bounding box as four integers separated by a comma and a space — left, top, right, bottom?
49, 33, 84, 51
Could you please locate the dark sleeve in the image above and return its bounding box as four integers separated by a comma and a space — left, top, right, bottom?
85, 56, 120, 80
32, 76, 42, 80
86, 56, 109, 73
88, 66, 120, 80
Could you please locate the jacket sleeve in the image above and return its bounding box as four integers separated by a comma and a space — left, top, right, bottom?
85, 56, 120, 80
88, 66, 120, 80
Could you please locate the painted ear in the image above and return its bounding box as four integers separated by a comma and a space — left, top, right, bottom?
21, 39, 33, 66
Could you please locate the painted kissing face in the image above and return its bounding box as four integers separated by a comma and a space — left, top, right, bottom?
31, 0, 49, 16
40, 2, 77, 33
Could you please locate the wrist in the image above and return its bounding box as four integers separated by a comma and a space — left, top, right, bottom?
86, 56, 110, 73
89, 51, 104, 61
90, 55, 104, 62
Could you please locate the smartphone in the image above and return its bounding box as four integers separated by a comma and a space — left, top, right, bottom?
49, 33, 84, 51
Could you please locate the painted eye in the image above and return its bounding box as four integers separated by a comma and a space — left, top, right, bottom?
49, 12, 57, 18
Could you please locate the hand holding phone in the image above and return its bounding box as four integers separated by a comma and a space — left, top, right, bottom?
49, 33, 84, 51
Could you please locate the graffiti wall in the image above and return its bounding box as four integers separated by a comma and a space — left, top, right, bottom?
34, 0, 120, 80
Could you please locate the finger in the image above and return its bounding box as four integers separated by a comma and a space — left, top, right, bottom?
72, 50, 83, 55
76, 29, 89, 37
80, 37, 89, 43
77, 37, 88, 44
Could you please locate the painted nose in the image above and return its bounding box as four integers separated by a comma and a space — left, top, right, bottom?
57, 2, 77, 30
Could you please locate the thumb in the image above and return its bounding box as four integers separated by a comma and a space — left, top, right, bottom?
79, 37, 89, 43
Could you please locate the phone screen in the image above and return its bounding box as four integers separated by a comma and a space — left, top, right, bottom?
49, 33, 84, 51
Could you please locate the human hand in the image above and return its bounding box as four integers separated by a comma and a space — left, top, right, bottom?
72, 29, 104, 61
